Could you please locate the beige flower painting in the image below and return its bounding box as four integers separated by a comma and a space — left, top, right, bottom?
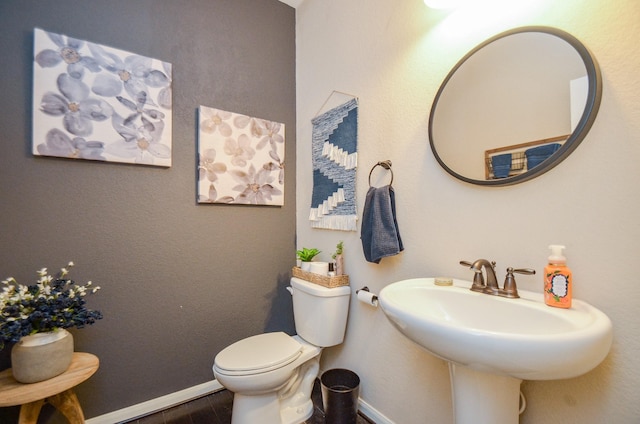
197, 106, 285, 205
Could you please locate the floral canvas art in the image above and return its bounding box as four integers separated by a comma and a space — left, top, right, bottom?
32, 28, 172, 167
198, 106, 285, 205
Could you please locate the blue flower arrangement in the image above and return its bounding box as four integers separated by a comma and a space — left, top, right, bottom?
0, 262, 102, 349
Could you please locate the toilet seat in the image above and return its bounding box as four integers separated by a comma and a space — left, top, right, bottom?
214, 332, 302, 376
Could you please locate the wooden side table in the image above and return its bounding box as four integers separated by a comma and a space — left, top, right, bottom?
0, 352, 99, 424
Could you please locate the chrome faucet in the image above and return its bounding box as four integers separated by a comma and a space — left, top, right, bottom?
460, 259, 535, 299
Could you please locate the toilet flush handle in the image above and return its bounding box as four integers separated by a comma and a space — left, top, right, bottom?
286, 286, 293, 295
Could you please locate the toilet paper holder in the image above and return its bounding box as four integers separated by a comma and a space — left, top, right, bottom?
356, 286, 378, 303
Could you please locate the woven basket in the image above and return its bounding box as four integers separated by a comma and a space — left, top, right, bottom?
292, 267, 350, 288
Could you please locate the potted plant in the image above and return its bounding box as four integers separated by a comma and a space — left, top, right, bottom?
0, 262, 102, 383
332, 241, 345, 276
296, 247, 321, 271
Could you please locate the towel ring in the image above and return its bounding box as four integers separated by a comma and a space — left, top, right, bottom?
368, 160, 393, 186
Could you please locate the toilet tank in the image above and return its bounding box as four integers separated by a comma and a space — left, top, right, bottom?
290, 277, 351, 347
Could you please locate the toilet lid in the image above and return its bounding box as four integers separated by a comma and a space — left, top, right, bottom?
214, 332, 302, 374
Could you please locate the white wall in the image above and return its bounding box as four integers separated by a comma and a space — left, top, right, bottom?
295, 0, 640, 423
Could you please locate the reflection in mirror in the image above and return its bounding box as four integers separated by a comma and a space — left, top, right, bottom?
429, 27, 602, 186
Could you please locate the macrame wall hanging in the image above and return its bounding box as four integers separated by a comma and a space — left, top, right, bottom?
309, 93, 358, 231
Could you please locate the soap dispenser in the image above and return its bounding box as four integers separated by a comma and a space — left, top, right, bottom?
544, 245, 572, 308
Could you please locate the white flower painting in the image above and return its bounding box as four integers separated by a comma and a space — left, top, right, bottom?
32, 28, 173, 167
198, 106, 285, 205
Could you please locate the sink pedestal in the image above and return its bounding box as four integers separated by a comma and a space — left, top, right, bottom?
449, 364, 522, 424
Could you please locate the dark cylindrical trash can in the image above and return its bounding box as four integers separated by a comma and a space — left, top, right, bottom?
321, 368, 360, 424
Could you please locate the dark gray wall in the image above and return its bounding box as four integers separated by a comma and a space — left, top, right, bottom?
0, 0, 296, 420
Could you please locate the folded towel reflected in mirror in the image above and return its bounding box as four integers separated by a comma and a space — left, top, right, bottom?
491, 153, 512, 178
525, 143, 562, 169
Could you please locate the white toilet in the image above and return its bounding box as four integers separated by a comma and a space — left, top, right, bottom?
213, 277, 351, 424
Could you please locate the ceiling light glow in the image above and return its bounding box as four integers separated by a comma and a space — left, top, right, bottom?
423, 0, 465, 9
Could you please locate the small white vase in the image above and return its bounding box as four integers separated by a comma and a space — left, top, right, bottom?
11, 329, 74, 383
300, 261, 312, 272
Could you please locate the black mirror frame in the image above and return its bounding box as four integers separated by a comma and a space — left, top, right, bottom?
428, 26, 602, 186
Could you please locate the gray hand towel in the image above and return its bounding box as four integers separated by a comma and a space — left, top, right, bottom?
361, 185, 404, 264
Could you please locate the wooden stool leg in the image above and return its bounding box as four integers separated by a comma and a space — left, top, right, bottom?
18, 399, 45, 424
47, 389, 85, 423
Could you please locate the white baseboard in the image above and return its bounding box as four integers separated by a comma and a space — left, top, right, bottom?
85, 380, 224, 424
358, 397, 395, 424
86, 379, 394, 424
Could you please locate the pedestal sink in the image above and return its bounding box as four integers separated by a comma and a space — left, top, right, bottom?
379, 278, 612, 424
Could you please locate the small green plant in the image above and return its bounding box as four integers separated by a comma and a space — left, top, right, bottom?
332, 241, 344, 259
296, 247, 321, 262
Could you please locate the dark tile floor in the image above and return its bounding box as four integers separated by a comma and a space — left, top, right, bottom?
122, 379, 374, 424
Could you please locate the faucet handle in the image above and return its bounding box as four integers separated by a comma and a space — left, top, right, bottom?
459, 260, 496, 269
502, 267, 536, 299
502, 268, 519, 298
460, 260, 487, 292
513, 268, 536, 276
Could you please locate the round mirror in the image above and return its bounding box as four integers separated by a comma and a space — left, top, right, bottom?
428, 26, 602, 186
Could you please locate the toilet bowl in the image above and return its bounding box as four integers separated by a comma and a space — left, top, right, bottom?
213, 277, 351, 424
214, 333, 321, 424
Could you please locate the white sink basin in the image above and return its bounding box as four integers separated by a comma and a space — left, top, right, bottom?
379, 278, 613, 380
